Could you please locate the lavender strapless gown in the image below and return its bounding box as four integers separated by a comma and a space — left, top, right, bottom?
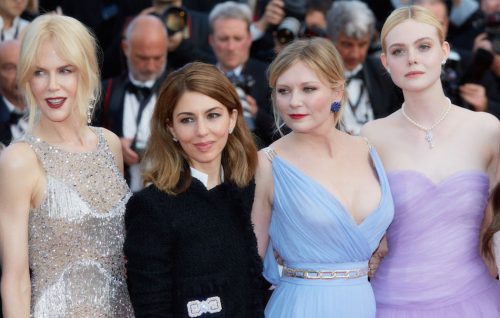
371, 170, 500, 318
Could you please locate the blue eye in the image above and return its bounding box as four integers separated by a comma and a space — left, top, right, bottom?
34, 70, 45, 76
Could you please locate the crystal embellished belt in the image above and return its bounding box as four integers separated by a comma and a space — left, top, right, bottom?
283, 266, 369, 280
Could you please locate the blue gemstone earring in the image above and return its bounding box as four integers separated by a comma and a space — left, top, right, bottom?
330, 101, 341, 113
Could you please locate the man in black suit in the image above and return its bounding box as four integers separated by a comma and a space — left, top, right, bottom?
327, 1, 401, 135
97, 14, 168, 192
0, 40, 26, 147
208, 2, 275, 146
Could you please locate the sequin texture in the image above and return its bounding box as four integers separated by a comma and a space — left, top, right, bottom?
19, 127, 134, 317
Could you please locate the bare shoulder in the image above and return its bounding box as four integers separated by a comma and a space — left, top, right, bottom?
100, 128, 122, 153
361, 111, 400, 147
0, 142, 41, 190
458, 108, 499, 140
256, 148, 274, 179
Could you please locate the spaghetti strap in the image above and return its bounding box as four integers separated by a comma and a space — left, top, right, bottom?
362, 136, 373, 150
263, 147, 278, 162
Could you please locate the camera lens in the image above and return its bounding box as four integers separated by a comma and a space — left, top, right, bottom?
162, 6, 187, 34
276, 17, 301, 45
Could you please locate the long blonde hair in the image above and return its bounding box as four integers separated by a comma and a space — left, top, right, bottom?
17, 14, 100, 130
143, 62, 258, 195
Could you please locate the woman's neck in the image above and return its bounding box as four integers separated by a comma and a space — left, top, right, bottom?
35, 118, 90, 149
1, 14, 15, 30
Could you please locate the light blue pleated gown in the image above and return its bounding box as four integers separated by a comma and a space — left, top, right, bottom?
263, 146, 394, 318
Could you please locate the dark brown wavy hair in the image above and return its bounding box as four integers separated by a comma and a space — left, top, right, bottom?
142, 62, 258, 194
482, 183, 500, 259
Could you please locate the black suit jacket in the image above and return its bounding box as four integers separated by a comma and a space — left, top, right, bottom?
95, 72, 168, 136
362, 55, 402, 119
0, 96, 14, 146
238, 58, 275, 147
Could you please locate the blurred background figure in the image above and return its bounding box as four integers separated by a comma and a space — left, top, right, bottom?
327, 0, 401, 135
416, 0, 500, 118
0, 0, 31, 42
0, 39, 26, 146
208, 1, 275, 146
97, 14, 169, 192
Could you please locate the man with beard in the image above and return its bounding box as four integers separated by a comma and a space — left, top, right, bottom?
98, 14, 168, 192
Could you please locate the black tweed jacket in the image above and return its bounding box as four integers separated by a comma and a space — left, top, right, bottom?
124, 179, 266, 317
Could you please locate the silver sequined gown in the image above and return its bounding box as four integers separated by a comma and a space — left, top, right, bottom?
19, 127, 134, 317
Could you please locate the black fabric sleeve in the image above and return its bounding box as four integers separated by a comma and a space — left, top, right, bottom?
124, 191, 174, 317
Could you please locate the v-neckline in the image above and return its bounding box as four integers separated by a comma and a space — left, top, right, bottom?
272, 148, 386, 227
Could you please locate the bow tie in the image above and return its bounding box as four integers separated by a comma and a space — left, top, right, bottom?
9, 111, 24, 125
346, 69, 364, 84
127, 82, 152, 103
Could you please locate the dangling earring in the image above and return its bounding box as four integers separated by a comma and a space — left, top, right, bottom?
87, 97, 96, 125
330, 101, 341, 113
172, 136, 178, 142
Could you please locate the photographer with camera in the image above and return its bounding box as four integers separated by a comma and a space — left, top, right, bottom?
97, 15, 169, 192
418, 0, 500, 118
327, 1, 401, 135
209, 1, 275, 147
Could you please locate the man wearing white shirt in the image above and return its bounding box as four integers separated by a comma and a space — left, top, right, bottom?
326, 1, 401, 135
0, 0, 29, 42
98, 15, 168, 192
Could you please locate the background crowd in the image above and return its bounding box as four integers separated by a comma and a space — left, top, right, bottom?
1, 0, 500, 153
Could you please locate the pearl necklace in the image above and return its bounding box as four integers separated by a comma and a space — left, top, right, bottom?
401, 98, 452, 149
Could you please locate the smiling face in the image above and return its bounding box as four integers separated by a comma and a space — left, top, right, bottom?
169, 91, 237, 172
381, 19, 448, 93
274, 60, 341, 134
29, 39, 79, 125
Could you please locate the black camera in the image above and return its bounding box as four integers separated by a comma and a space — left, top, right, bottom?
275, 16, 327, 45
160, 5, 188, 35
473, 11, 500, 54
227, 73, 255, 96
485, 12, 500, 54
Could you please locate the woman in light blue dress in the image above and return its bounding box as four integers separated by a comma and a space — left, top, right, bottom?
252, 38, 394, 317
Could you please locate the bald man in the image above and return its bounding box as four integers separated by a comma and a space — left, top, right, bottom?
0, 40, 26, 146
98, 15, 169, 192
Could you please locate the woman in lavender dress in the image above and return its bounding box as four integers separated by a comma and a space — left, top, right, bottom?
362, 5, 500, 317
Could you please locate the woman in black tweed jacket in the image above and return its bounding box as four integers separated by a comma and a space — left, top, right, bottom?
124, 62, 266, 317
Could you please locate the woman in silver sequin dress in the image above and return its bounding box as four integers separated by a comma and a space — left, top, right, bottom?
0, 15, 134, 317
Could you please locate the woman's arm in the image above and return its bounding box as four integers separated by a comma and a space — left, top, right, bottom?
124, 190, 173, 317
251, 151, 274, 258
0, 144, 40, 317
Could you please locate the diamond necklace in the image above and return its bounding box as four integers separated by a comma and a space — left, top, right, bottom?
401, 98, 452, 149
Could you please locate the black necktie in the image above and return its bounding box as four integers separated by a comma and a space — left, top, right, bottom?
346, 69, 364, 85
9, 112, 24, 125
127, 82, 152, 104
